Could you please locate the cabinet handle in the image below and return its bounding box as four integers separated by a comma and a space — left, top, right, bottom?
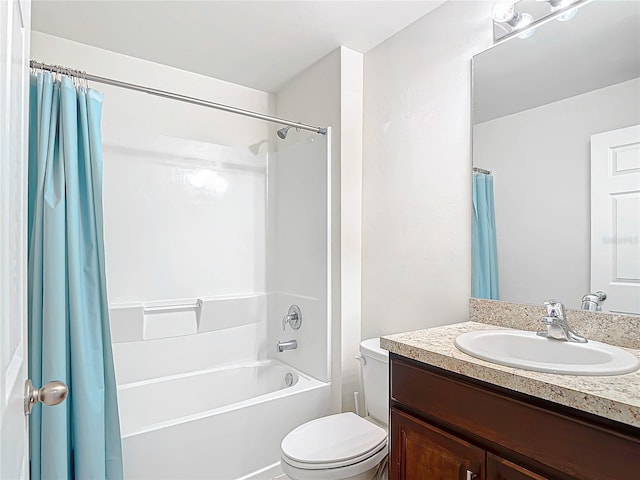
466, 471, 478, 480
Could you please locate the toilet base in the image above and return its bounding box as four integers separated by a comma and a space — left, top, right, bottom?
280, 445, 387, 480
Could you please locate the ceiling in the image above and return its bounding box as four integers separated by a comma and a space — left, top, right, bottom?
473, 0, 640, 124
32, 0, 446, 93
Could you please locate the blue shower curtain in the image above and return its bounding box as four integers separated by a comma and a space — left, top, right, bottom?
472, 173, 499, 299
27, 72, 123, 480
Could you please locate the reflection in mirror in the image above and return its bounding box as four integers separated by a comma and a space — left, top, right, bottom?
472, 0, 640, 314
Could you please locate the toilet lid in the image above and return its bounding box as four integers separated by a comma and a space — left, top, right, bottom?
281, 413, 387, 467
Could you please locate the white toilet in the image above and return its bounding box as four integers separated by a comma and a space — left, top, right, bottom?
280, 338, 389, 480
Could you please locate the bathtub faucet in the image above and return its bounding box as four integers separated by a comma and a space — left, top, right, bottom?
277, 340, 297, 352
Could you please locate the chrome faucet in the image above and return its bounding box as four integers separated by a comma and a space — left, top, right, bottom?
282, 305, 302, 331
581, 291, 607, 312
277, 340, 297, 352
537, 300, 587, 343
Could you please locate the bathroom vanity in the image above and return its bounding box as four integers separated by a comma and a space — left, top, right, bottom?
382, 319, 640, 480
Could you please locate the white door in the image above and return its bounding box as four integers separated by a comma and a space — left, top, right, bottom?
0, 0, 30, 478
591, 125, 640, 314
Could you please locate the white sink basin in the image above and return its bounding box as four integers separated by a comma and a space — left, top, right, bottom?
454, 329, 640, 375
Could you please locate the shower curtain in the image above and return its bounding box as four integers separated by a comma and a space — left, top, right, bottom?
27, 72, 123, 479
472, 173, 499, 299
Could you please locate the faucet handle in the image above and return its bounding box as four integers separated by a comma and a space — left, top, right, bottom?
544, 300, 565, 319
282, 305, 302, 331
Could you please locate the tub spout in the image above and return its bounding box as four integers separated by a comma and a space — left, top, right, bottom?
277, 340, 297, 352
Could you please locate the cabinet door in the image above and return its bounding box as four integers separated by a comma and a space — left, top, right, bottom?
391, 408, 484, 480
487, 453, 547, 480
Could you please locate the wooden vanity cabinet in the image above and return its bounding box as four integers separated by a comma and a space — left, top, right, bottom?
486, 454, 546, 480
391, 408, 484, 479
389, 354, 640, 480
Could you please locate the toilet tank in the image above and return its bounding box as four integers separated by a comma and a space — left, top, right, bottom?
359, 338, 389, 426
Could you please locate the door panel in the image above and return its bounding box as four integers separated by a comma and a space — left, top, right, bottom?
591, 125, 640, 314
0, 0, 30, 478
487, 453, 547, 480
391, 408, 484, 480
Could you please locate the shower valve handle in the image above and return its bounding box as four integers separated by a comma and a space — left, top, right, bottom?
282, 305, 302, 331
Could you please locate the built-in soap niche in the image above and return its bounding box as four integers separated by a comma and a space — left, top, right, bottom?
110, 294, 266, 342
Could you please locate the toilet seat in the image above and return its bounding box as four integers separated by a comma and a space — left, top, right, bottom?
281, 412, 387, 470
281, 444, 387, 480
283, 441, 387, 470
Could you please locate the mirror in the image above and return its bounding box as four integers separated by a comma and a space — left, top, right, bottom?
472, 0, 640, 314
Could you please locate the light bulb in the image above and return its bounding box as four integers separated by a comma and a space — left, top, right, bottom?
556, 7, 578, 21
548, 0, 574, 11
492, 1, 516, 23
514, 12, 533, 29
518, 26, 536, 39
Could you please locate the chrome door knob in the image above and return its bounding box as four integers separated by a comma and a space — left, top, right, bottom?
24, 379, 68, 415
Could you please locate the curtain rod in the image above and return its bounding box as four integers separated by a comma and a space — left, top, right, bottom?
473, 167, 492, 175
30, 60, 327, 135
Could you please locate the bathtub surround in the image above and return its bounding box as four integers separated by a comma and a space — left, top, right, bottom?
275, 47, 364, 412
100, 132, 268, 305
28, 72, 122, 479
110, 294, 267, 343
267, 135, 331, 383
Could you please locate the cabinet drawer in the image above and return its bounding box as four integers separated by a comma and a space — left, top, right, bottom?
391, 356, 640, 480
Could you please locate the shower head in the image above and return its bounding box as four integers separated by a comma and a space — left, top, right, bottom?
277, 126, 291, 139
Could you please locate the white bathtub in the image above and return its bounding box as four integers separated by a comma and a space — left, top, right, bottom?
118, 360, 332, 479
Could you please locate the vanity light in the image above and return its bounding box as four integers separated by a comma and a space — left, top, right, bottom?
546, 0, 579, 21
517, 24, 536, 39
493, 0, 588, 41
556, 8, 578, 21
492, 1, 534, 39
547, 0, 573, 8
492, 1, 533, 29
492, 1, 517, 23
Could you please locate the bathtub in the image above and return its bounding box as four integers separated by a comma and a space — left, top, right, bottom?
118, 360, 332, 479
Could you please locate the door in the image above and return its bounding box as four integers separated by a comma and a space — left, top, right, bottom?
391, 408, 485, 480
486, 453, 547, 480
591, 125, 640, 314
0, 0, 31, 478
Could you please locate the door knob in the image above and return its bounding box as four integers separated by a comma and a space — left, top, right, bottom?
24, 379, 68, 415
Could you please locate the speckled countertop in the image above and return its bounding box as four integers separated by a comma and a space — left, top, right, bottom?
381, 321, 640, 429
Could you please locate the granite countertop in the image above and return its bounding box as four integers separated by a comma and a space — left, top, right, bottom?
381, 321, 640, 429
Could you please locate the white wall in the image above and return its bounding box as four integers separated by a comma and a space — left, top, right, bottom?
275, 47, 364, 412
31, 32, 273, 148
474, 78, 640, 309
362, 1, 493, 339
31, 31, 275, 381
338, 48, 364, 414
